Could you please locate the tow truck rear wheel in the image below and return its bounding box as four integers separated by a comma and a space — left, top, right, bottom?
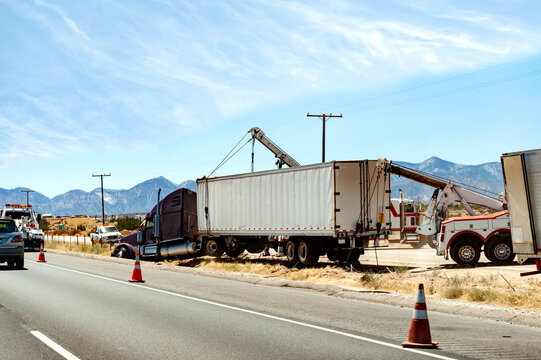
485, 235, 515, 264
451, 239, 481, 266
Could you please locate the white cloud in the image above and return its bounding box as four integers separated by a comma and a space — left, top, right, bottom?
1, 0, 540, 168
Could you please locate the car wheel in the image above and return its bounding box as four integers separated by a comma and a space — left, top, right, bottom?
7, 259, 15, 269
15, 256, 24, 270
451, 239, 481, 266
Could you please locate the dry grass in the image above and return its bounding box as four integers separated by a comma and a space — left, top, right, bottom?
45, 240, 113, 257
172, 256, 541, 310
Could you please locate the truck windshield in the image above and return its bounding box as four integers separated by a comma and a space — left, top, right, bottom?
3, 211, 31, 220
0, 220, 17, 233
103, 226, 118, 233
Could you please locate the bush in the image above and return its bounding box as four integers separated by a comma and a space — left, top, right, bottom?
116, 216, 140, 231
77, 224, 86, 231
443, 285, 464, 299
466, 288, 499, 302
39, 218, 50, 231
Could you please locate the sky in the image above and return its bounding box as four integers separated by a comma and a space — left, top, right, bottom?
1, 0, 541, 198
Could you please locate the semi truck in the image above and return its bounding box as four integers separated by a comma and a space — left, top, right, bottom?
113, 160, 391, 265
501, 148, 541, 276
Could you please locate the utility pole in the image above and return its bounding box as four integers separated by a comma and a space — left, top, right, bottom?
307, 113, 342, 163
92, 173, 111, 225
21, 189, 35, 206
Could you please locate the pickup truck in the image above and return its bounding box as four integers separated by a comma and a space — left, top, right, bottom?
90, 225, 122, 244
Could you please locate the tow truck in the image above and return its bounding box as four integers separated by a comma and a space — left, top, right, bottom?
379, 159, 513, 266
0, 204, 45, 251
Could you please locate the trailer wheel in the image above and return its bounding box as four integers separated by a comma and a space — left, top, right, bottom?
285, 240, 298, 264
485, 235, 515, 264
451, 239, 481, 266
204, 238, 225, 257
298, 240, 319, 266
225, 247, 245, 258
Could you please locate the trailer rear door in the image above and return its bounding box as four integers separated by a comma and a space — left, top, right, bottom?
502, 150, 541, 255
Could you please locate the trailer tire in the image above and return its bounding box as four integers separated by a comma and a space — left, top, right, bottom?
451, 239, 481, 266
204, 238, 225, 257
485, 235, 515, 264
285, 240, 298, 264
225, 247, 245, 258
298, 240, 318, 266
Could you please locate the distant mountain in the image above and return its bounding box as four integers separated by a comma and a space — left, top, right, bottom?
0, 157, 504, 215
391, 157, 503, 202
0, 177, 194, 216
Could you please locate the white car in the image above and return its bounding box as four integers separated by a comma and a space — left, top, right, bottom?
90, 225, 122, 244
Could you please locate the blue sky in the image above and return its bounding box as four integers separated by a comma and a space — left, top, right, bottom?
1, 0, 540, 198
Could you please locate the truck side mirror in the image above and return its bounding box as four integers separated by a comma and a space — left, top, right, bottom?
154, 214, 159, 238
137, 230, 142, 244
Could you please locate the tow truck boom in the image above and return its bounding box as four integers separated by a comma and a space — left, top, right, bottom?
378, 159, 504, 237
248, 127, 300, 168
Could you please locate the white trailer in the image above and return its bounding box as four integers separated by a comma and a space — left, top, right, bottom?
501, 149, 541, 275
197, 160, 390, 265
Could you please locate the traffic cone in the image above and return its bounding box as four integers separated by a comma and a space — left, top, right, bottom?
402, 283, 438, 348
129, 252, 145, 283
37, 243, 46, 263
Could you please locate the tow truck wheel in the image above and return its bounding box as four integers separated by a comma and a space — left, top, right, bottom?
285, 240, 298, 264
204, 238, 225, 257
451, 239, 481, 266
485, 236, 515, 264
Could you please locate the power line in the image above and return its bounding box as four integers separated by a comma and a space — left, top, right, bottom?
21, 189, 35, 206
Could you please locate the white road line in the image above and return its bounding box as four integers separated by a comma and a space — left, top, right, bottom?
31, 330, 80, 360
31, 260, 457, 360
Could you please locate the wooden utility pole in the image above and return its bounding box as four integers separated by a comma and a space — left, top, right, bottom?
92, 173, 111, 225
307, 113, 342, 162
21, 189, 35, 206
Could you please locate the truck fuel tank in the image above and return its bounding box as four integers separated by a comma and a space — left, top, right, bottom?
160, 242, 197, 257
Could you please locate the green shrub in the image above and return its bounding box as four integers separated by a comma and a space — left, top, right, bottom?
466, 288, 499, 302
443, 285, 464, 299
39, 218, 50, 231
116, 216, 140, 231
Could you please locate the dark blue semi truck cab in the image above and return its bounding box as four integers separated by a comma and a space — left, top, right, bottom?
112, 188, 201, 260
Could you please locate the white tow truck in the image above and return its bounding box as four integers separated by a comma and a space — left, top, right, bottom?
0, 204, 45, 251
380, 159, 514, 266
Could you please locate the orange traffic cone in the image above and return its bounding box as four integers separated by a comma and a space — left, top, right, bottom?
129, 252, 145, 283
402, 283, 438, 348
37, 243, 46, 263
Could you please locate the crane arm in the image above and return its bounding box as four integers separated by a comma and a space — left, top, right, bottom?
248, 127, 300, 168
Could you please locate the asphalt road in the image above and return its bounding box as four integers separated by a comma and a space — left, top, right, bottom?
1, 252, 540, 359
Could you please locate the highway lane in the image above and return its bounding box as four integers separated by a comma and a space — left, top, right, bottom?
1, 253, 540, 359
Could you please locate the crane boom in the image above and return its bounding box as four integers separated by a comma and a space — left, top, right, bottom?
248, 127, 300, 168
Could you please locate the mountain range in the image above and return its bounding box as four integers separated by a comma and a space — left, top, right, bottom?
0, 157, 503, 215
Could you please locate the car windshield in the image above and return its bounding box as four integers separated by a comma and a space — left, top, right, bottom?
3, 210, 31, 220
103, 226, 118, 233
0, 220, 17, 233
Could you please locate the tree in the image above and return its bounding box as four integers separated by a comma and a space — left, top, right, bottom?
115, 216, 139, 231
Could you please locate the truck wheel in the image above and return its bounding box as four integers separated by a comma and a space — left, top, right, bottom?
451, 239, 481, 266
204, 238, 225, 257
117, 247, 128, 259
485, 236, 515, 264
298, 240, 319, 266
285, 240, 298, 264
225, 247, 245, 258
427, 236, 437, 249
15, 256, 24, 270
